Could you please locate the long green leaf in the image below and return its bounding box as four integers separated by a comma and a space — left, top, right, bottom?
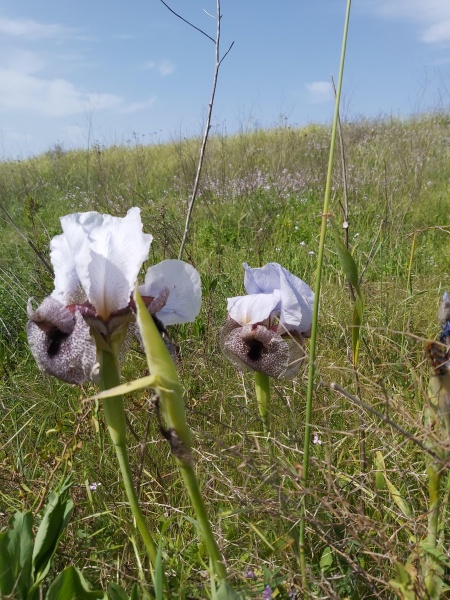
389, 562, 418, 600
45, 566, 106, 600
216, 581, 242, 600
31, 477, 74, 591
375, 451, 413, 520
90, 375, 168, 400
130, 583, 141, 600
329, 216, 364, 366
108, 582, 129, 600
0, 511, 33, 599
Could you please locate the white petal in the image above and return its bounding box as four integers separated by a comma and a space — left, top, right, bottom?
278, 266, 315, 333
50, 232, 83, 304
140, 259, 202, 325
243, 262, 314, 333
60, 208, 152, 318
243, 262, 281, 294
227, 291, 281, 325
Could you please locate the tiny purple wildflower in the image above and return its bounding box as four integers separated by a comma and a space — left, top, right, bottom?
262, 585, 272, 599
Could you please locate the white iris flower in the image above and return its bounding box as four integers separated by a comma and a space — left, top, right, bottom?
27, 208, 201, 383
222, 263, 314, 379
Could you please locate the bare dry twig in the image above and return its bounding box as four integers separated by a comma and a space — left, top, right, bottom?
330, 381, 448, 464
167, 0, 234, 259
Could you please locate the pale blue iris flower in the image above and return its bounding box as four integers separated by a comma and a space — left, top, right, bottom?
222, 263, 314, 379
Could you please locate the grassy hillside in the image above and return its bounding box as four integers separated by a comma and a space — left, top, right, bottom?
1, 112, 450, 598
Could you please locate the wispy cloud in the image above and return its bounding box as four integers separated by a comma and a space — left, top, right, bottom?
0, 16, 148, 118
0, 67, 124, 117
0, 16, 79, 40
422, 20, 450, 45
119, 97, 157, 114
144, 59, 175, 76
0, 52, 153, 118
305, 81, 333, 104
362, 0, 450, 46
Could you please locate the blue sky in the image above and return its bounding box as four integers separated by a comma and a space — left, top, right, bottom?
0, 0, 448, 158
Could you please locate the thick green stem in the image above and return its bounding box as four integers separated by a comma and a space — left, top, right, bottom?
298, 0, 352, 589
177, 460, 227, 582
254, 372, 271, 434
134, 288, 229, 585
99, 350, 159, 578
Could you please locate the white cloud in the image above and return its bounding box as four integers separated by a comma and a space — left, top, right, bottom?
0, 49, 45, 74
0, 62, 155, 118
422, 20, 450, 45
144, 59, 175, 76
119, 97, 157, 114
0, 67, 125, 116
305, 81, 333, 104
362, 0, 450, 45
0, 37, 150, 118
0, 16, 76, 40
159, 59, 175, 76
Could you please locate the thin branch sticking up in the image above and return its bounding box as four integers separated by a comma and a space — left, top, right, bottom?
175, 0, 233, 259
158, 0, 215, 43
330, 381, 448, 464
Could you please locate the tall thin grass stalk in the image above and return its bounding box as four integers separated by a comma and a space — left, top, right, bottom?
424, 459, 442, 596
298, 0, 352, 589
407, 231, 416, 297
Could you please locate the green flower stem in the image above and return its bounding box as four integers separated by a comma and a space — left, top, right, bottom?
99, 349, 159, 577
254, 372, 270, 434
134, 288, 228, 584
177, 459, 228, 581
298, 0, 352, 590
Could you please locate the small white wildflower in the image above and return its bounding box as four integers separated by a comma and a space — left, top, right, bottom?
313, 433, 322, 445
89, 482, 102, 491
308, 251, 315, 256
300, 241, 306, 246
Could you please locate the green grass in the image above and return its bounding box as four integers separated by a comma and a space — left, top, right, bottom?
1, 112, 450, 598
